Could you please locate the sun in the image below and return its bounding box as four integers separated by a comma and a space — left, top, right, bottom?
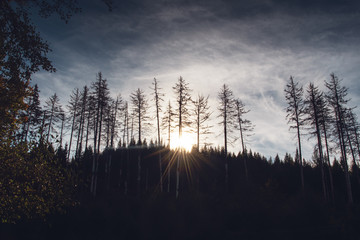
170, 131, 195, 152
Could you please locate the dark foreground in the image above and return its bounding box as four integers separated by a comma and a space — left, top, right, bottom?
1, 191, 359, 240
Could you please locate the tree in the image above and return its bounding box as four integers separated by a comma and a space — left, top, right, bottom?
173, 76, 192, 198
304, 83, 327, 201
130, 88, 149, 145
20, 84, 43, 143
217, 84, 236, 188
75, 85, 89, 159
151, 78, 164, 192
234, 98, 254, 181
122, 101, 130, 147
325, 73, 353, 204
0, 0, 79, 143
162, 100, 175, 193
193, 94, 212, 151
90, 72, 110, 196
44, 93, 63, 144
162, 101, 175, 147
284, 76, 305, 193
151, 78, 164, 145
67, 88, 80, 160
317, 88, 335, 203
130, 88, 149, 195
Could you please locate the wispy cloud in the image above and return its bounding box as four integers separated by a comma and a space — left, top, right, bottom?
32, 0, 360, 159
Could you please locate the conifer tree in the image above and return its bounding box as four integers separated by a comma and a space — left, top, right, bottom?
234, 98, 253, 181
130, 88, 149, 145
67, 88, 80, 160
284, 76, 305, 193
304, 83, 327, 201
325, 73, 353, 204
22, 84, 43, 142
173, 76, 192, 198
151, 78, 164, 192
218, 84, 235, 188
44, 93, 63, 144
193, 94, 212, 151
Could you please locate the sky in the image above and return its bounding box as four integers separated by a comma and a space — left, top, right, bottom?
31, 0, 360, 160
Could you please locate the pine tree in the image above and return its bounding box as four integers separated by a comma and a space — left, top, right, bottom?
304, 83, 327, 201
44, 93, 63, 144
90, 72, 110, 196
284, 76, 305, 193
22, 84, 42, 142
193, 94, 212, 151
325, 73, 353, 204
234, 98, 254, 181
162, 101, 175, 147
130, 88, 149, 145
67, 88, 80, 160
151, 78, 165, 192
173, 76, 192, 198
217, 84, 235, 189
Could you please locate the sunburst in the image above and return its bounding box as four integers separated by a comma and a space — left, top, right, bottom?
170, 131, 195, 152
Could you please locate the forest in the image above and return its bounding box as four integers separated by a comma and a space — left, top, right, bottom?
1, 1, 360, 240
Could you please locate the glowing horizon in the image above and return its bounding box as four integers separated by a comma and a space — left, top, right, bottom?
170, 131, 196, 152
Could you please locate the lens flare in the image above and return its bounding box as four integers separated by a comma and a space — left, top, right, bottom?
170, 131, 195, 152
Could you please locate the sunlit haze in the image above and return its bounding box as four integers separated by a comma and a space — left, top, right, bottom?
170, 132, 196, 152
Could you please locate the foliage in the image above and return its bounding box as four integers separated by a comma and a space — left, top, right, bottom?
0, 141, 76, 223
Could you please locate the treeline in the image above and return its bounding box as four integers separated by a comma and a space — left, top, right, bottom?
284, 74, 360, 205
2, 70, 360, 222
16, 74, 253, 159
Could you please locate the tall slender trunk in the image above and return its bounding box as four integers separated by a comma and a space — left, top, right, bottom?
59, 114, 64, 148
336, 112, 353, 204
323, 124, 335, 204
137, 150, 141, 196
224, 103, 229, 190
68, 102, 78, 160
296, 121, 305, 194
238, 118, 248, 182
46, 104, 54, 143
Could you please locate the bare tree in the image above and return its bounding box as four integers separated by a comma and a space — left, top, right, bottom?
284, 76, 305, 193
90, 72, 110, 196
304, 83, 327, 201
234, 98, 254, 181
193, 94, 212, 151
173, 76, 192, 198
44, 93, 63, 144
151, 78, 165, 192
67, 88, 80, 160
130, 88, 149, 195
75, 85, 89, 159
130, 88, 149, 145
218, 84, 235, 189
162, 100, 175, 193
325, 73, 353, 204
162, 101, 175, 147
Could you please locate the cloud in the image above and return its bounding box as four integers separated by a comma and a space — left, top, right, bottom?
31, 0, 360, 159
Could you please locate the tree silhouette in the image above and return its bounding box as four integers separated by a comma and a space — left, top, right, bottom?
284, 76, 305, 193
173, 76, 192, 198
193, 94, 212, 151
67, 88, 80, 160
234, 98, 253, 181
217, 84, 235, 188
151, 78, 165, 192
325, 73, 353, 204
130, 88, 149, 145
44, 93, 63, 144
304, 83, 327, 201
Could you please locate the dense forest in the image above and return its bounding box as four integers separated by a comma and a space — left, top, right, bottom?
1, 1, 360, 239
